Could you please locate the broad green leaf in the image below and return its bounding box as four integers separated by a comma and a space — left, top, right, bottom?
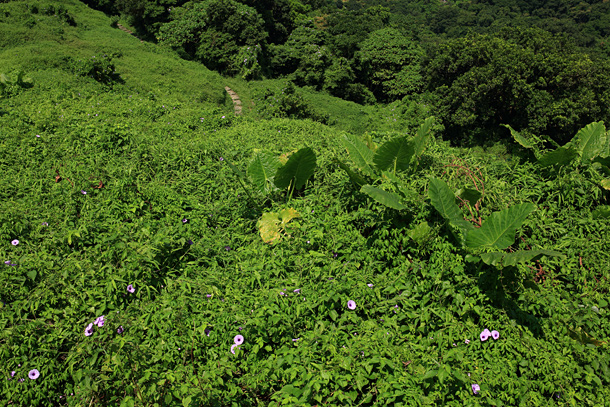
274, 147, 317, 190
412, 116, 435, 157
341, 134, 375, 176
601, 178, 610, 191
428, 178, 473, 235
538, 147, 578, 168
247, 152, 281, 194
480, 249, 565, 267
361, 185, 406, 210
573, 121, 606, 163
456, 188, 482, 207
466, 203, 535, 250
336, 159, 367, 187
502, 124, 535, 150
478, 252, 504, 266
373, 137, 415, 173
592, 205, 610, 219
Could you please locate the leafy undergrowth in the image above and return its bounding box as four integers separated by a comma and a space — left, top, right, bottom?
1, 1, 610, 406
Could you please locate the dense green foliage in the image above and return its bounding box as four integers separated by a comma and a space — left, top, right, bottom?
1, 1, 610, 406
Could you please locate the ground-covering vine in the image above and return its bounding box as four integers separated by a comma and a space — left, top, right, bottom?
1, 1, 610, 406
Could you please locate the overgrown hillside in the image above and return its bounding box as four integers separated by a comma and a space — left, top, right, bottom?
1, 1, 610, 406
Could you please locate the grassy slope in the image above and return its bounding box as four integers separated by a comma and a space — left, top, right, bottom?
1, 1, 609, 406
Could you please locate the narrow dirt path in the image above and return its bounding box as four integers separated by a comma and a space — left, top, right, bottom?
116, 23, 143, 42
224, 86, 242, 116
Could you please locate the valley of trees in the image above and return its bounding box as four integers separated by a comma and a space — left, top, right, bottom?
79, 0, 610, 145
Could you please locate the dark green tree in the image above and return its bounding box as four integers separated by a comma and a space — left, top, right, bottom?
425, 26, 610, 145
356, 27, 424, 102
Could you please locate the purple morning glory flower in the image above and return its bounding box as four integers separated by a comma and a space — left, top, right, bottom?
294, 289, 301, 294
94, 316, 105, 327
204, 328, 211, 336
347, 300, 356, 310
81, 190, 87, 195
234, 335, 244, 345
42, 222, 48, 226
84, 323, 94, 337
367, 283, 373, 288
292, 338, 299, 342
11, 239, 19, 246
206, 294, 212, 298
11, 371, 15, 377
127, 284, 135, 293
19, 378, 24, 382
188, 239, 193, 245
219, 157, 224, 161
224, 245, 231, 251
471, 384, 480, 395
117, 326, 124, 334
333, 252, 338, 258
4, 261, 10, 265
28, 369, 40, 380
230, 344, 239, 354
279, 291, 285, 296
491, 330, 500, 340
480, 329, 491, 341
182, 218, 188, 223
465, 339, 470, 344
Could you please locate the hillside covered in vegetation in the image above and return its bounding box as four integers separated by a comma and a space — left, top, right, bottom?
1, 0, 609, 406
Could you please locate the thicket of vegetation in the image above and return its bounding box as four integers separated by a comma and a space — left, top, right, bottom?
1, 0, 609, 406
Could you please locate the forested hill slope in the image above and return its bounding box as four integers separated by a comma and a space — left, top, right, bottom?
75, 0, 610, 146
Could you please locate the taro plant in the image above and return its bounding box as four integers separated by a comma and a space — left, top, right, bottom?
506, 122, 610, 218
428, 177, 565, 269
337, 117, 436, 210
505, 122, 610, 191
227, 147, 317, 243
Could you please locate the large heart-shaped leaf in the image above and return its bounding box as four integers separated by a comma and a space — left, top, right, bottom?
274, 147, 317, 190
574, 121, 606, 163
503, 124, 536, 150
538, 147, 578, 168
466, 203, 535, 250
592, 205, 610, 219
341, 134, 375, 176
247, 151, 281, 195
480, 249, 565, 267
428, 178, 473, 236
361, 185, 406, 210
373, 137, 414, 173
412, 116, 435, 157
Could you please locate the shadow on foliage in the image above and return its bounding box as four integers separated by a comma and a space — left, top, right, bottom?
474, 264, 545, 338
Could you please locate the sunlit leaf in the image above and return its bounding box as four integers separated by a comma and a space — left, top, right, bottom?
456, 187, 482, 207
428, 178, 473, 236
341, 134, 375, 176
412, 116, 435, 157
247, 151, 281, 194
503, 124, 536, 150
466, 203, 535, 250
361, 185, 406, 210
573, 121, 606, 163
